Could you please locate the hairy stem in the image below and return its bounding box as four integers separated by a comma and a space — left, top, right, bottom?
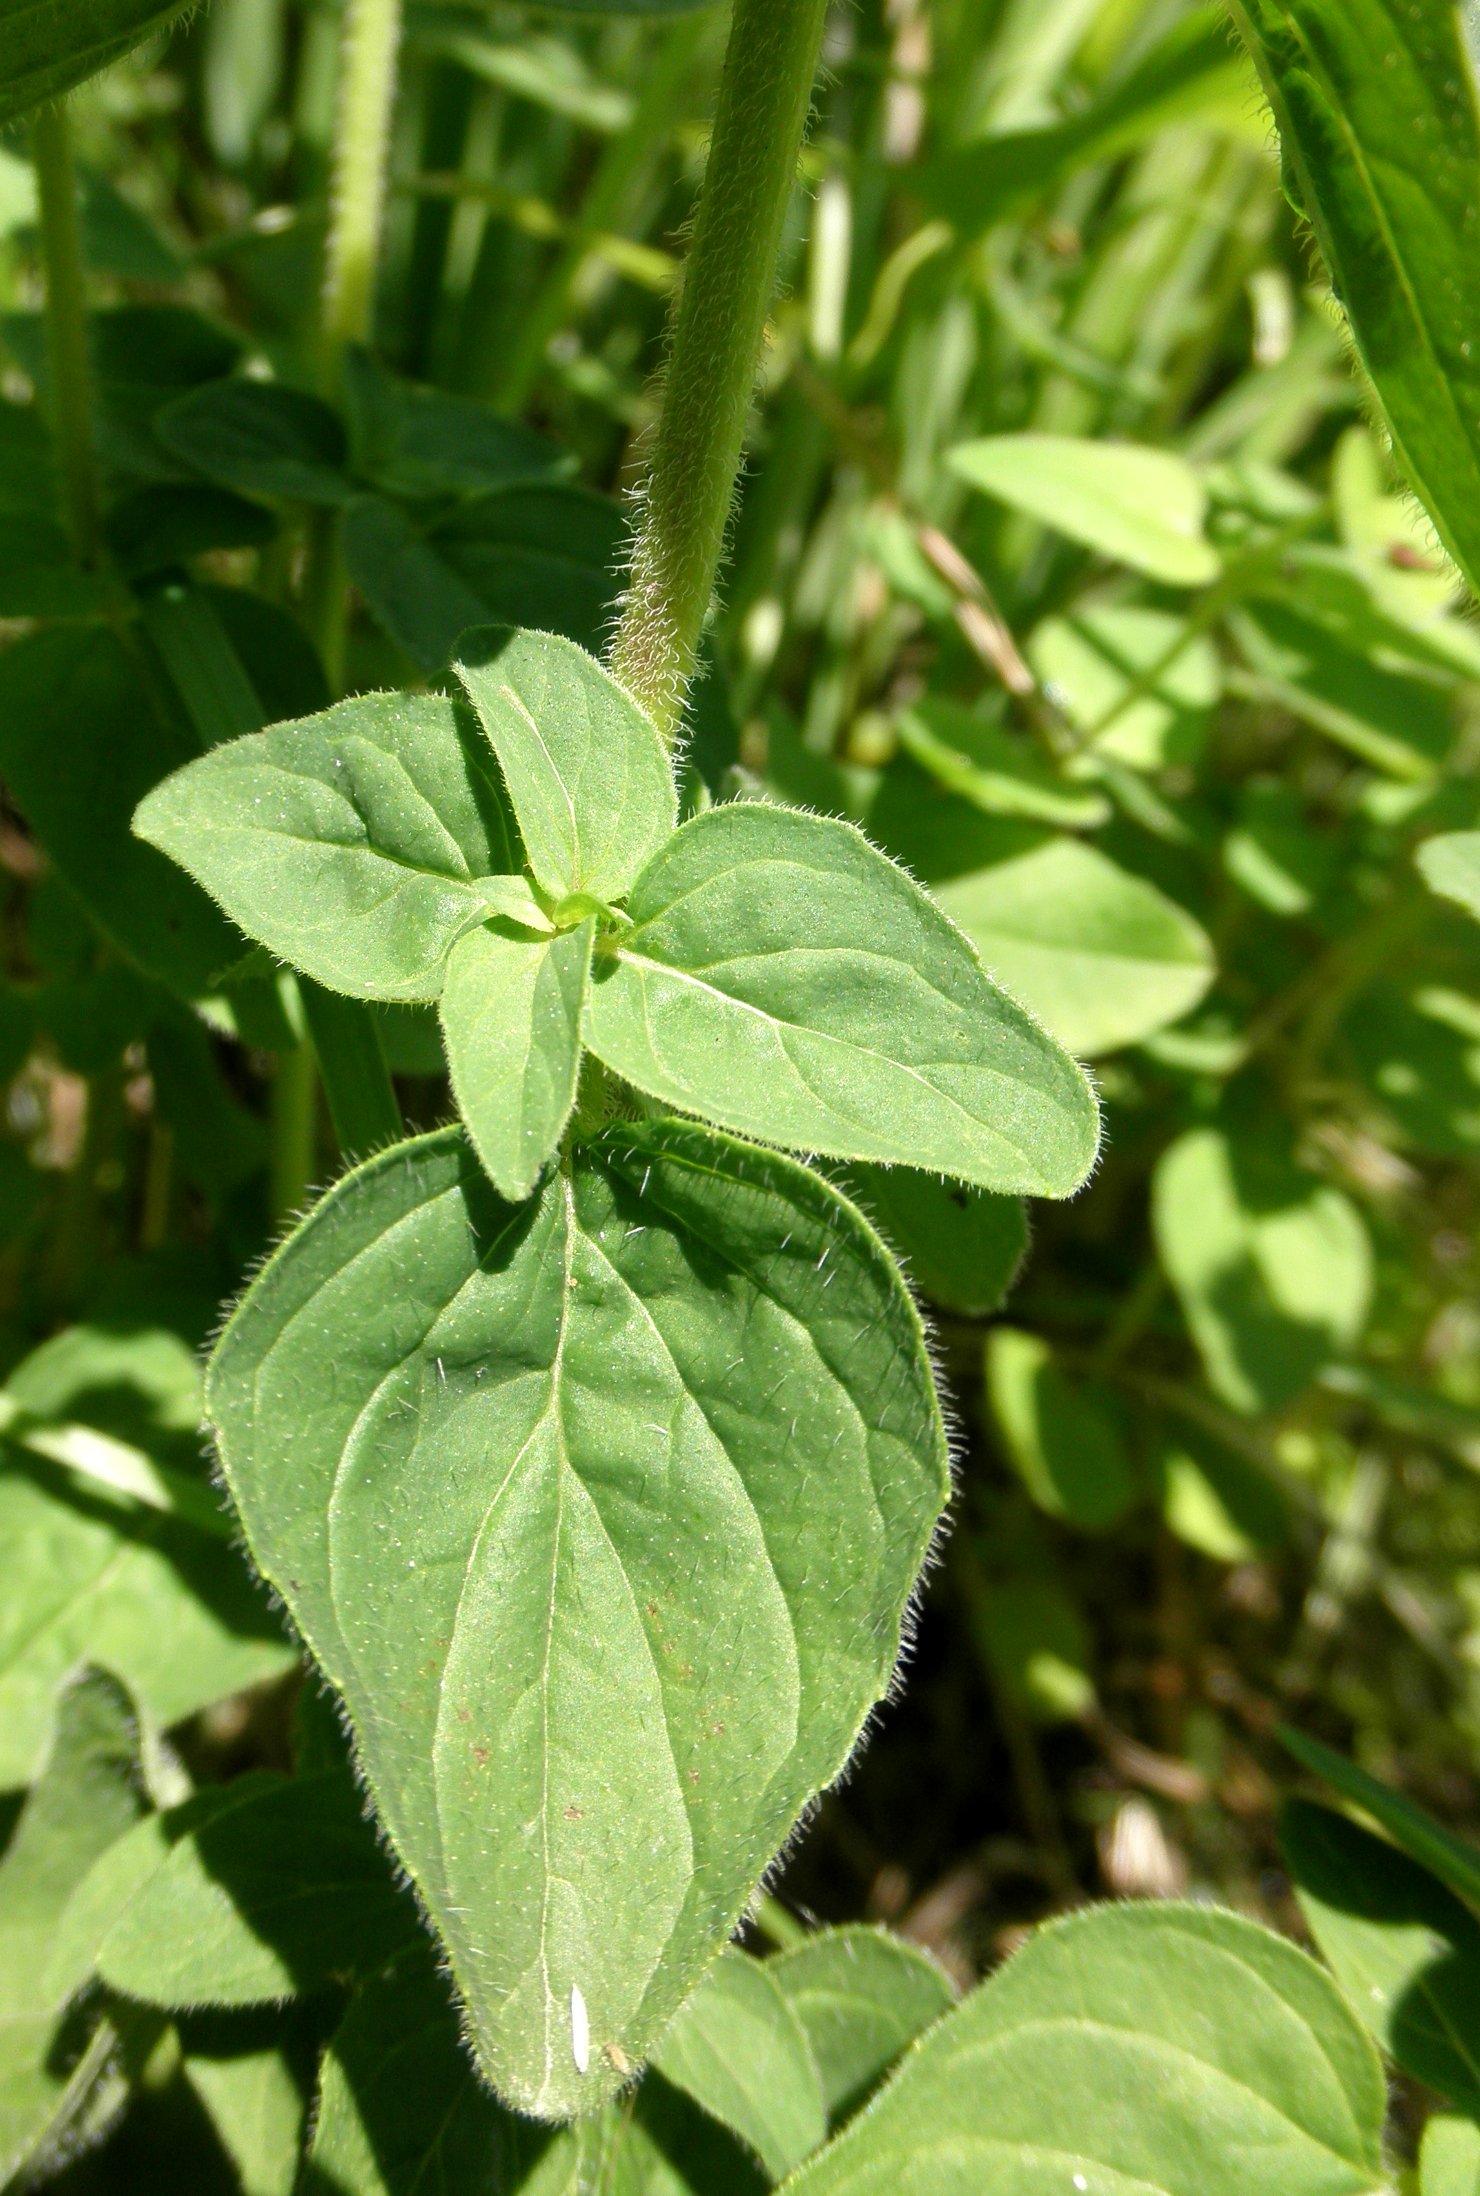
320, 0, 404, 377
32, 104, 100, 568
609, 0, 830, 738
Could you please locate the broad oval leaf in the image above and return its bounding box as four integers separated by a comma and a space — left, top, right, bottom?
133, 691, 517, 1003
584, 805, 1100, 1199
206, 1119, 949, 2119
0, 0, 192, 124
949, 435, 1221, 586
985, 1327, 1136, 1531
652, 1948, 827, 2179
769, 1928, 955, 2125
441, 918, 595, 1201
454, 627, 677, 905
933, 834, 1215, 1058
780, 1903, 1387, 2196
157, 379, 351, 506
1226, 0, 1480, 602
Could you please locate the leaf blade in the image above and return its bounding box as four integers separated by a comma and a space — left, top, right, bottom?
441, 919, 594, 1200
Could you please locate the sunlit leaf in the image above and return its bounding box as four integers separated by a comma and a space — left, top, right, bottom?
441, 919, 594, 1201
652, 1949, 827, 2179
949, 436, 1221, 586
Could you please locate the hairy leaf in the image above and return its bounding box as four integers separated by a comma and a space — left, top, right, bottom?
1227, 0, 1480, 601
769, 1929, 954, 2125
207, 1120, 949, 2117
454, 628, 676, 904
843, 1169, 1027, 1318
134, 692, 517, 1002
0, 0, 194, 123
441, 918, 595, 1201
949, 435, 1221, 585
652, 1950, 827, 2179
584, 805, 1100, 1198
780, 1904, 1387, 2195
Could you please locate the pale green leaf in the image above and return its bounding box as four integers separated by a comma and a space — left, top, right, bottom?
1281, 1727, 1480, 1914
1154, 1126, 1373, 1414
441, 918, 595, 1201
985, 1328, 1135, 1531
206, 1121, 949, 2118
1226, 0, 1480, 602
1418, 834, 1480, 925
99, 1770, 421, 2007
134, 692, 517, 1003
584, 805, 1100, 1199
653, 1950, 827, 2179
769, 1929, 954, 2125
0, 0, 194, 123
843, 1168, 1027, 1318
454, 627, 676, 905
949, 435, 1221, 586
1281, 1798, 1480, 2109
1027, 603, 1221, 772
1422, 2118, 1480, 2196
780, 1903, 1387, 2196
0, 1670, 145, 2186
933, 835, 1214, 1058
185, 2047, 305, 2196
894, 700, 1109, 829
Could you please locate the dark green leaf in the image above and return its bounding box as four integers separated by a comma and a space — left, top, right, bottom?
769, 1929, 954, 2125
985, 1328, 1136, 1530
651, 1950, 827, 2179
1281, 1727, 1480, 1913
157, 380, 351, 506
843, 1168, 1027, 1317
207, 1120, 949, 2116
0, 0, 194, 124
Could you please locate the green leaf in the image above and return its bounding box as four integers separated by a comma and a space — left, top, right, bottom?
985, 1328, 1136, 1531
1153, 1125, 1374, 1414
894, 700, 1110, 829
1228, 599, 1454, 779
184, 2046, 304, 2196
0, 0, 194, 123
157, 379, 351, 506
1423, 2118, 1480, 2196
0, 1463, 291, 1788
441, 919, 595, 1201
652, 1950, 827, 2179
1281, 1798, 1480, 2109
1344, 982, 1480, 1158
206, 1120, 949, 2118
768, 1929, 954, 2125
1154, 1428, 1289, 1562
1418, 834, 1480, 925
584, 805, 1100, 1199
1226, 0, 1480, 603
919, 7, 1251, 239
0, 1670, 146, 2185
454, 627, 677, 904
134, 691, 517, 1003
948, 436, 1221, 586
343, 348, 567, 500
970, 1577, 1096, 1724
1027, 604, 1221, 772
98, 1770, 421, 2006
0, 626, 242, 1001
301, 1951, 578, 2196
779, 1903, 1387, 2196
0, 513, 111, 617
932, 835, 1215, 1059
343, 487, 624, 673
105, 483, 277, 578
842, 1169, 1027, 1318
1280, 1727, 1480, 1914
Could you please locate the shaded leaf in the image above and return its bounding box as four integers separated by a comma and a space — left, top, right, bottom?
769, 1929, 954, 2125
971, 1577, 1096, 1725
343, 348, 566, 500
0, 0, 194, 124
985, 1328, 1136, 1531
157, 379, 350, 506
207, 1120, 949, 2117
1281, 1727, 1480, 1914
585, 805, 1100, 1199
652, 1950, 827, 2180
842, 1168, 1027, 1318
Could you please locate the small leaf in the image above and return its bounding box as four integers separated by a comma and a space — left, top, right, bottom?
584, 805, 1100, 1199
933, 834, 1215, 1058
985, 1328, 1136, 1531
1154, 1428, 1289, 1562
99, 1770, 422, 2007
343, 348, 566, 500
769, 1928, 954, 2125
971, 1577, 1096, 1725
1418, 834, 1480, 925
895, 699, 1110, 828
1028, 603, 1221, 772
207, 1120, 949, 2118
0, 0, 194, 124
1154, 1125, 1373, 1414
157, 379, 351, 506
779, 1903, 1387, 2196
653, 1950, 828, 2179
184, 2046, 305, 2196
1280, 1727, 1480, 1914
1423, 2118, 1480, 2196
1281, 1798, 1480, 2109
949, 435, 1221, 586
134, 691, 517, 1003
454, 627, 676, 903
1226, 0, 1480, 602
843, 1168, 1027, 1318
440, 918, 595, 1201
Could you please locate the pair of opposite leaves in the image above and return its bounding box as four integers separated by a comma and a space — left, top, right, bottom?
135, 628, 1100, 2120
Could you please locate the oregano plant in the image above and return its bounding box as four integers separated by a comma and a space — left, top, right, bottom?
3, 0, 1480, 2187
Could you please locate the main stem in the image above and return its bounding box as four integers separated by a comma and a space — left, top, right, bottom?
320, 0, 404, 381
32, 104, 101, 569
609, 0, 830, 740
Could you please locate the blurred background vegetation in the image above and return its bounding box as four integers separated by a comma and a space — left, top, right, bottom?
1, 0, 1479, 2056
